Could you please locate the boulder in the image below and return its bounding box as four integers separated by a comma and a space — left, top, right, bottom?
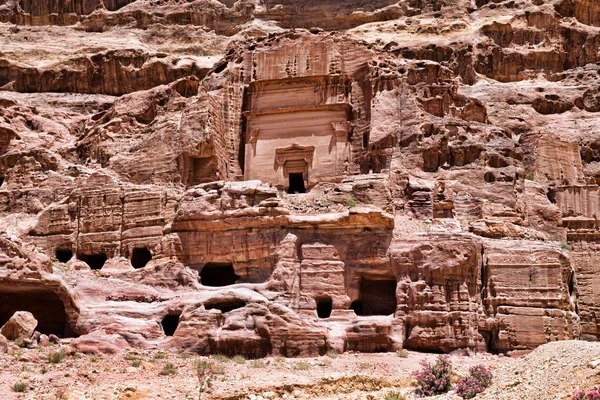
0, 311, 38, 340
0, 333, 8, 353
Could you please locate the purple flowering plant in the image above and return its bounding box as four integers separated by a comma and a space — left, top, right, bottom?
573, 387, 600, 400
455, 364, 493, 399
413, 355, 453, 397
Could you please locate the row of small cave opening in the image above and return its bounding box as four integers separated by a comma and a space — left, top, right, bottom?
54, 247, 153, 270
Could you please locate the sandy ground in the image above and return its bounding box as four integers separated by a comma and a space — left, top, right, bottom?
0, 344, 510, 400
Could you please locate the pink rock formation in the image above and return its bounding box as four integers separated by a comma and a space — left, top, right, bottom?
0, 0, 599, 357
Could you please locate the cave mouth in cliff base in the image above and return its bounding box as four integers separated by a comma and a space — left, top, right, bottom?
0, 286, 73, 337
161, 314, 180, 336
0, 175, 4, 186
316, 297, 333, 319
200, 263, 240, 287
55, 248, 73, 263
287, 173, 306, 194
78, 252, 107, 270
131, 247, 152, 269
350, 278, 397, 316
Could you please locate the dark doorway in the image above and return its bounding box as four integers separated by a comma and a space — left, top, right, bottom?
205, 299, 246, 313
78, 253, 107, 270
56, 248, 73, 263
200, 263, 240, 287
316, 297, 333, 319
0, 175, 4, 186
161, 314, 180, 336
131, 247, 152, 269
0, 286, 73, 337
287, 173, 306, 194
350, 278, 397, 316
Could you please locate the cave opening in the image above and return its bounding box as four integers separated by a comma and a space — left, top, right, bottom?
161, 314, 180, 336
484, 171, 495, 183
547, 187, 557, 204
350, 278, 397, 316
205, 299, 246, 313
0, 287, 74, 337
131, 247, 152, 269
78, 252, 107, 270
0, 175, 4, 186
316, 297, 333, 319
287, 173, 306, 194
200, 263, 240, 287
55, 248, 73, 263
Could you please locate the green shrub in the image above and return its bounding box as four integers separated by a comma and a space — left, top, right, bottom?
130, 359, 142, 368
153, 352, 167, 360
11, 382, 27, 392
212, 354, 230, 363
159, 362, 177, 376
47, 349, 67, 364
524, 173, 534, 180
251, 359, 266, 368
294, 361, 310, 370
561, 243, 573, 251
396, 349, 409, 358
326, 349, 339, 358
347, 198, 356, 208
14, 338, 26, 348
232, 355, 245, 364
384, 391, 405, 400
196, 359, 225, 375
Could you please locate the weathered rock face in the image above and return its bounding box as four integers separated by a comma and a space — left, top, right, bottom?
1, 0, 600, 356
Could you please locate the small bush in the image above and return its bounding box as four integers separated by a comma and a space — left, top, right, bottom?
232, 355, 245, 364
47, 349, 67, 364
159, 362, 177, 376
384, 391, 405, 400
197, 359, 217, 398
212, 354, 230, 363
12, 382, 27, 392
573, 387, 600, 400
196, 359, 225, 375
347, 198, 356, 208
412, 356, 453, 397
90, 355, 98, 363
153, 352, 167, 360
561, 242, 573, 251
524, 173, 534, 180
456, 364, 493, 399
251, 359, 266, 369
358, 362, 371, 370
327, 349, 339, 358
14, 338, 26, 348
130, 359, 142, 368
396, 349, 409, 358
294, 361, 310, 370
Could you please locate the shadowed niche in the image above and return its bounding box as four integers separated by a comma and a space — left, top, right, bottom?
350, 278, 397, 316
161, 314, 180, 336
200, 263, 240, 287
316, 297, 333, 318
78, 252, 107, 270
55, 248, 73, 263
131, 247, 152, 269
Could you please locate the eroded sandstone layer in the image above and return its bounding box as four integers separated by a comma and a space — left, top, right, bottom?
0, 0, 599, 356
